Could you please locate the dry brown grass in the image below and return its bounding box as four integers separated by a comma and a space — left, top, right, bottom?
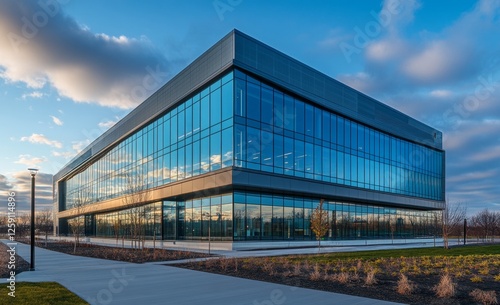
293, 262, 301, 276
219, 257, 230, 272
262, 258, 276, 276
309, 264, 322, 281
396, 273, 416, 295
433, 273, 456, 298
335, 272, 351, 284
364, 269, 377, 286
470, 289, 498, 305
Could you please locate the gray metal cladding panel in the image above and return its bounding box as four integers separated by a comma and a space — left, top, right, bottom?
232, 31, 442, 150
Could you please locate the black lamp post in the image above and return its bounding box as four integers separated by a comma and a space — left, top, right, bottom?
28, 168, 38, 271
464, 218, 467, 246
202, 212, 211, 255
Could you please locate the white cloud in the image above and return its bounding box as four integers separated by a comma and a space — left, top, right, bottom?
0, 1, 173, 109
430, 89, 453, 98
0, 171, 54, 212
14, 154, 47, 166
50, 115, 63, 126
365, 38, 407, 62
21, 91, 44, 99
52, 150, 76, 159
72, 139, 91, 153
335, 0, 500, 95
98, 119, 117, 129
380, 0, 421, 36
468, 145, 500, 162
402, 40, 473, 84
20, 133, 62, 148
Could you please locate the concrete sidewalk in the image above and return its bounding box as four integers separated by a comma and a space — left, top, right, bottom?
3, 240, 403, 305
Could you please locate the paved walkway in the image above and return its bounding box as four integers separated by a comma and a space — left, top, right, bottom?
2, 240, 403, 305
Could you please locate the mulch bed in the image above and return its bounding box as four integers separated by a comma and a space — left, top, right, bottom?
0, 242, 29, 278
16, 238, 209, 263
175, 258, 500, 305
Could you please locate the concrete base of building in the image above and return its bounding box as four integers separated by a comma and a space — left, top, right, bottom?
47, 235, 444, 252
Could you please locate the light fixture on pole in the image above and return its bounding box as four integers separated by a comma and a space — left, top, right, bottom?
202, 212, 211, 255
28, 168, 38, 271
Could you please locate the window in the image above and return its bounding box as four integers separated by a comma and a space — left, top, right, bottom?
273, 91, 284, 128
210, 132, 221, 171
221, 81, 233, 121
294, 98, 305, 134
210, 88, 221, 125
246, 81, 260, 121
284, 96, 295, 131
201, 95, 209, 130
221, 128, 232, 168
305, 103, 314, 136
235, 78, 246, 117
261, 86, 273, 124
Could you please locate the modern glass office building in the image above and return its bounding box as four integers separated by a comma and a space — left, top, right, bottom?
54, 30, 445, 247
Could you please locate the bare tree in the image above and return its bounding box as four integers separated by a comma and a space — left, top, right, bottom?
36, 208, 53, 246
310, 199, 329, 253
112, 217, 122, 247
431, 211, 442, 247
121, 172, 151, 249
442, 201, 466, 249
68, 191, 91, 253
17, 212, 31, 238
0, 214, 7, 238
470, 209, 500, 242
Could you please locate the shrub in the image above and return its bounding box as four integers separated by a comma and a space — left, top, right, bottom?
365, 269, 377, 286
219, 258, 230, 272
494, 274, 500, 282
396, 274, 416, 295
262, 259, 276, 276
471, 275, 484, 283
335, 272, 350, 284
433, 273, 456, 298
309, 264, 322, 281
480, 268, 490, 275
293, 262, 301, 276
470, 289, 498, 305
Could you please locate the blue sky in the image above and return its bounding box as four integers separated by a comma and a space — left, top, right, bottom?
1, 0, 499, 215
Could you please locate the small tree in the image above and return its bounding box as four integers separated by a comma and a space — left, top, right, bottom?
310, 199, 329, 253
121, 172, 151, 249
112, 218, 122, 247
68, 191, 91, 253
36, 208, 53, 246
442, 201, 466, 249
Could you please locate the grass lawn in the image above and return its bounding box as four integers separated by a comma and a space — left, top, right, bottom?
291, 244, 500, 263
0, 282, 88, 305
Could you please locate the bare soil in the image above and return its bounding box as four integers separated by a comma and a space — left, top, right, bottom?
175, 257, 500, 305
0, 242, 29, 278
14, 238, 209, 263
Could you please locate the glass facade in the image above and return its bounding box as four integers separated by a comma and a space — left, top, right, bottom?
95, 202, 162, 240
74, 191, 437, 241
60, 68, 444, 242
63, 71, 234, 210
233, 70, 444, 201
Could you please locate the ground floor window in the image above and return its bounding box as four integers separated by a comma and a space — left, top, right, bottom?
61, 191, 441, 241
